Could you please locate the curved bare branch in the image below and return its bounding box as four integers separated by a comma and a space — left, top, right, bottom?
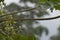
0, 16, 60, 22
0, 7, 60, 21
0, 8, 36, 17
13, 16, 60, 20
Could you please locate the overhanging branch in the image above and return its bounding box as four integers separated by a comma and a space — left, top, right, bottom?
0, 7, 36, 17
0, 6, 60, 21
12, 16, 60, 20
0, 16, 60, 22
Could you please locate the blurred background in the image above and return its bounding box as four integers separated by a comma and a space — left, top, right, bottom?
0, 0, 60, 40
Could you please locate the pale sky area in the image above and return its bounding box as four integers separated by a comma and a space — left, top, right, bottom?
4, 0, 60, 40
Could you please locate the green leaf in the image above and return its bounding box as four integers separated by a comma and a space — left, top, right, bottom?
50, 0, 60, 3
12, 34, 21, 40
5, 36, 12, 40
20, 35, 28, 40
38, 0, 48, 3
28, 34, 36, 40
0, 0, 4, 2
55, 5, 60, 10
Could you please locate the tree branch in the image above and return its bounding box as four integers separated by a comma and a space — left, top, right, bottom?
0, 6, 59, 21
0, 16, 60, 22
0, 8, 36, 17
13, 16, 60, 20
